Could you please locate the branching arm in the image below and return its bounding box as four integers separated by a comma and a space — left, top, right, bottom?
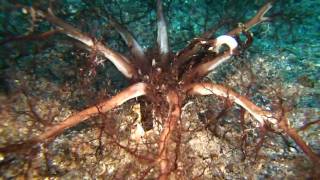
0, 83, 149, 153
35, 8, 138, 79
174, 1, 273, 67
36, 82, 148, 142
281, 125, 320, 165
183, 83, 276, 125
183, 83, 320, 164
228, 1, 274, 36
158, 91, 181, 179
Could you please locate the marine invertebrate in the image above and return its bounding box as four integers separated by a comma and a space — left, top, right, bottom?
0, 0, 319, 179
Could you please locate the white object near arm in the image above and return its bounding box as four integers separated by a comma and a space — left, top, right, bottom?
185, 35, 238, 81
210, 35, 238, 55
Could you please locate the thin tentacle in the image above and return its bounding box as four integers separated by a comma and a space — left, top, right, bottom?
0, 29, 60, 46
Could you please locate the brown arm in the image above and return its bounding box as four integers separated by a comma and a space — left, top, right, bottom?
183, 82, 320, 165
228, 1, 274, 36
174, 1, 273, 69
0, 83, 149, 152
157, 90, 181, 179
36, 8, 138, 79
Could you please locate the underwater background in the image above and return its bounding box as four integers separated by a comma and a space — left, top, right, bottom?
0, 0, 319, 179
